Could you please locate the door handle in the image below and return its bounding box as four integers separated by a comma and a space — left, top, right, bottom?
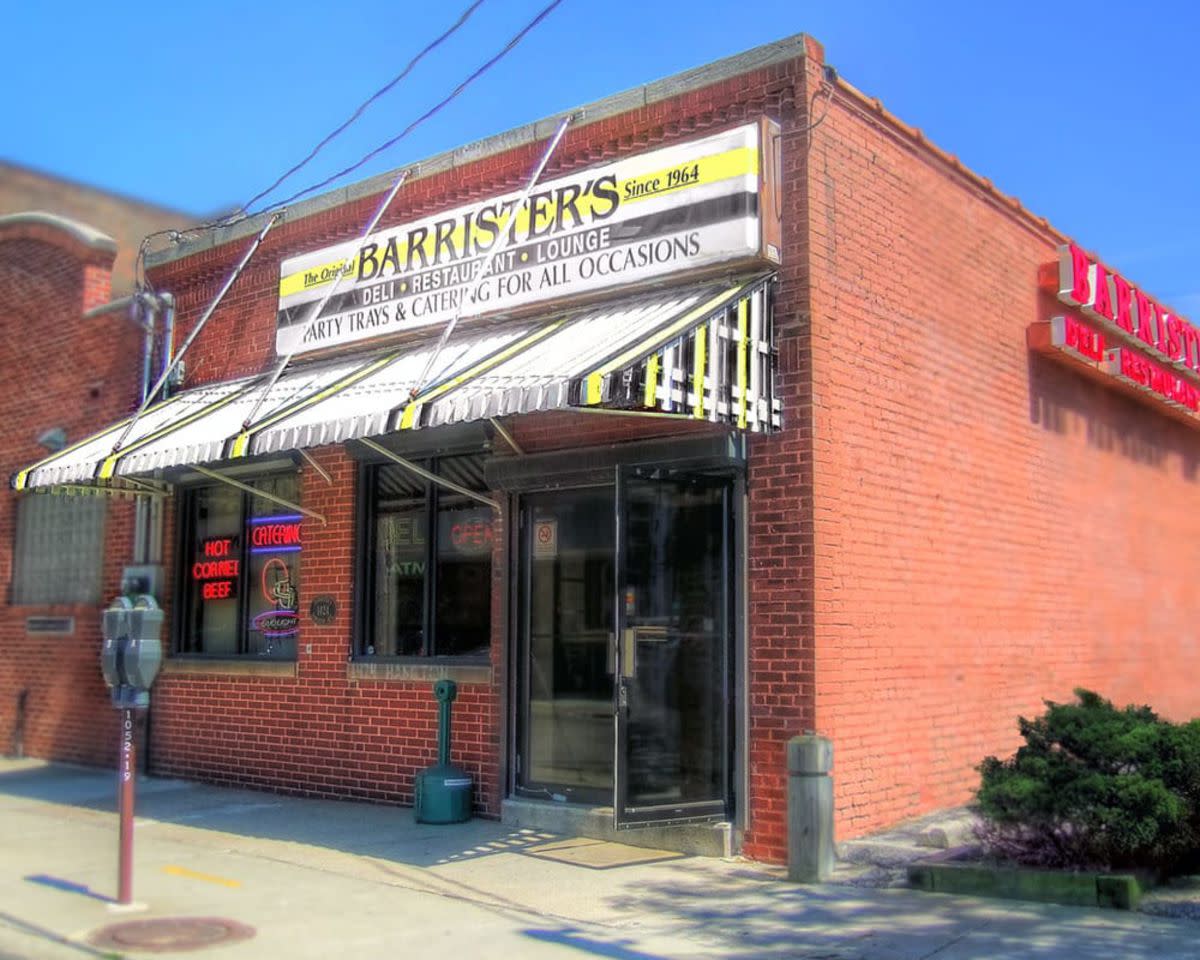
621, 628, 637, 679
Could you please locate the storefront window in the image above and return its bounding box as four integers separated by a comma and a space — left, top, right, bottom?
178, 473, 301, 659
361, 456, 491, 659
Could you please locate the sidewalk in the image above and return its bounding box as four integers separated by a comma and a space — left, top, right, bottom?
0, 758, 1196, 959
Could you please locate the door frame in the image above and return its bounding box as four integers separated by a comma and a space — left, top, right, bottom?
613, 463, 738, 828
512, 483, 615, 805
501, 433, 748, 828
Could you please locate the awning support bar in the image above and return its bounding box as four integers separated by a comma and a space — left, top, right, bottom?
191, 464, 326, 525
411, 114, 572, 399
112, 214, 281, 454
488, 417, 524, 456
37, 482, 168, 500
358, 437, 500, 512
297, 448, 332, 485
242, 168, 411, 431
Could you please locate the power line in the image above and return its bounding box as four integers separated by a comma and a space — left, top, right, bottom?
234, 0, 486, 218
252, 0, 566, 214
134, 0, 566, 289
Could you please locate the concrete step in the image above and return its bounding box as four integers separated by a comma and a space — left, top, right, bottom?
501, 797, 735, 858
837, 838, 933, 868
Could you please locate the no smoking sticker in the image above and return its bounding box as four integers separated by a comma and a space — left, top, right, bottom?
533, 519, 558, 558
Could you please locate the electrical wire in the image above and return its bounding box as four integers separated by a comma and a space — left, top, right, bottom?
133, 2, 486, 287
234, 0, 486, 218
133, 0, 566, 290
251, 0, 565, 214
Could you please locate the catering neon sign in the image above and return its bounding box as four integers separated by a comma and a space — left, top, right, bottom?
249, 514, 302, 553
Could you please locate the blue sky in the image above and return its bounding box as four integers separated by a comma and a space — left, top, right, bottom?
2, 1, 1197, 311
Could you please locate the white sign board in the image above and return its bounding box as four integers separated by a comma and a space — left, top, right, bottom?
275, 122, 771, 355
532, 519, 558, 559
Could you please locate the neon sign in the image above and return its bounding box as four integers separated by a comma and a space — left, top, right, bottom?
193, 536, 239, 600
252, 609, 299, 638
249, 514, 302, 553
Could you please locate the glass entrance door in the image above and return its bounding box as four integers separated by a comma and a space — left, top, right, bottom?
517, 488, 614, 803
614, 467, 733, 826
515, 472, 734, 825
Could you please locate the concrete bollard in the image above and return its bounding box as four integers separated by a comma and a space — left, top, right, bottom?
787, 734, 834, 883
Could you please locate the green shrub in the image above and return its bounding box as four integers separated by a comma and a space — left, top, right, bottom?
976, 689, 1200, 875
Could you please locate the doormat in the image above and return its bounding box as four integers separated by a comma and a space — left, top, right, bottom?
522, 837, 686, 869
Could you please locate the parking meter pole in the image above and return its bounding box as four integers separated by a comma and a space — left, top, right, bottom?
102, 592, 163, 908
118, 705, 136, 905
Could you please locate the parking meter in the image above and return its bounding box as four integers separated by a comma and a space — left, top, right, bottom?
101, 596, 132, 693
126, 596, 163, 691
100, 594, 163, 709
99, 593, 163, 907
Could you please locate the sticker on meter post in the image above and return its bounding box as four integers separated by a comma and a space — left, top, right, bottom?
443, 778, 472, 787
533, 519, 558, 558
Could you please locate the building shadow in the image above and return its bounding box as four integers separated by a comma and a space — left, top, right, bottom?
1027, 351, 1200, 483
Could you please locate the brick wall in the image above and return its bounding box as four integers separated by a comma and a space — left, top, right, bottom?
0, 220, 143, 764
0, 162, 192, 296
150, 446, 503, 811
803, 74, 1200, 841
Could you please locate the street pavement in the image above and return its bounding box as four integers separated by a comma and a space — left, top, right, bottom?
0, 758, 1196, 959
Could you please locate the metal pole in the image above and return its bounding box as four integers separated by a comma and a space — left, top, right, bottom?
410, 115, 572, 398
488, 417, 524, 455
242, 169, 411, 430
159, 293, 176, 400
111, 215, 280, 454
117, 706, 136, 905
136, 296, 155, 405
357, 437, 500, 511
190, 464, 326, 524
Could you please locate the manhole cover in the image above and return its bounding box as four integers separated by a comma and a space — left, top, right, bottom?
89, 917, 255, 953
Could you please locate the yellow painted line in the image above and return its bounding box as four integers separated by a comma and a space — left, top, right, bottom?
643, 353, 659, 409
692, 327, 707, 420
737, 297, 749, 429
162, 865, 241, 889
279, 146, 758, 300
397, 321, 566, 430
583, 283, 749, 406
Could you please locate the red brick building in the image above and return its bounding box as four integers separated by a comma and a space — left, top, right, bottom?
6, 34, 1200, 864
0, 162, 193, 295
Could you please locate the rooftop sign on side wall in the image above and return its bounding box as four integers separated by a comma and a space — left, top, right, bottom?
275, 119, 781, 356
1029, 243, 1200, 424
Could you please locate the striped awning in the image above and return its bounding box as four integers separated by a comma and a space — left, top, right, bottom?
13, 277, 778, 491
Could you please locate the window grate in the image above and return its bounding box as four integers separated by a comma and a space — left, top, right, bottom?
12, 496, 106, 605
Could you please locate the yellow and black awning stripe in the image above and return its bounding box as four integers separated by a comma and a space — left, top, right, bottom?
390, 321, 567, 432
12, 277, 779, 493
573, 279, 779, 431
11, 394, 185, 491
226, 348, 407, 459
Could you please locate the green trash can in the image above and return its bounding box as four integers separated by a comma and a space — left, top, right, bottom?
413, 679, 473, 824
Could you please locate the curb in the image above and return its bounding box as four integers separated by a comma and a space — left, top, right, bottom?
908, 862, 1146, 910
